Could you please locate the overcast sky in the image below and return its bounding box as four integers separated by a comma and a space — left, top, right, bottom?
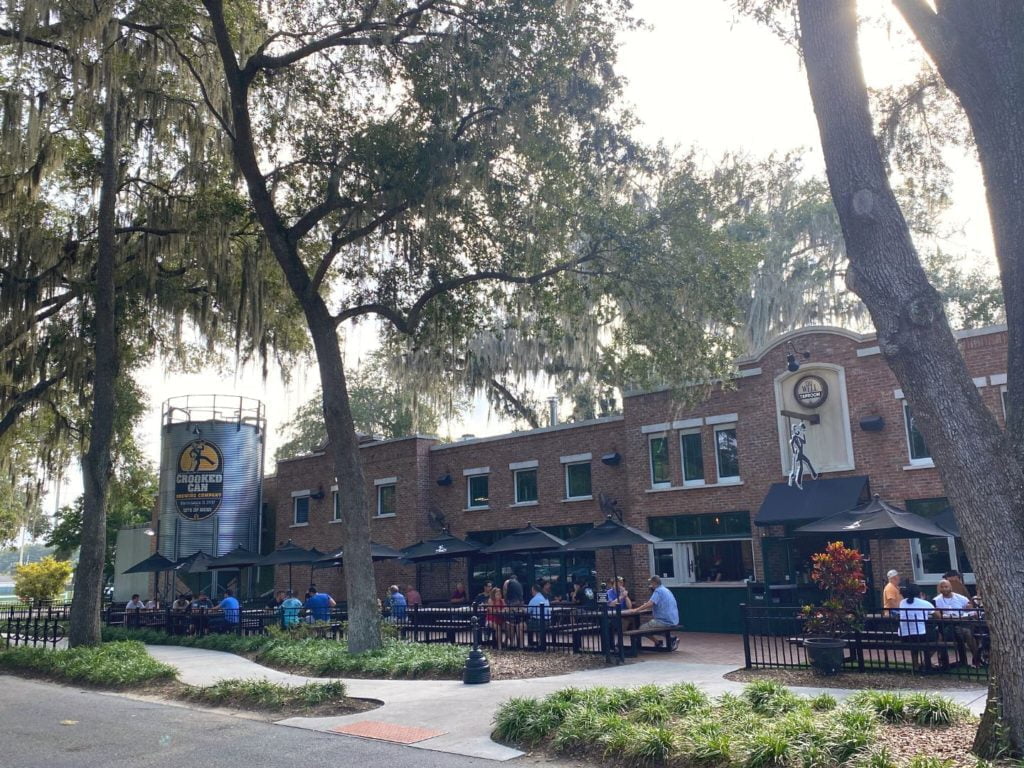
47, 1, 996, 509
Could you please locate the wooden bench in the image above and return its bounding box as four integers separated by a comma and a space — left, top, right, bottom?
622, 624, 682, 656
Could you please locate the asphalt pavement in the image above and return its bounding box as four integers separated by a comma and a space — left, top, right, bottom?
0, 675, 510, 768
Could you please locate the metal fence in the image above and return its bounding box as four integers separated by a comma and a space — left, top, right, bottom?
2, 615, 66, 649
106, 601, 630, 660
3, 602, 73, 621
741, 604, 990, 682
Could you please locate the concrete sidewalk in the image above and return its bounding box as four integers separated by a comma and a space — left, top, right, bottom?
146, 645, 989, 762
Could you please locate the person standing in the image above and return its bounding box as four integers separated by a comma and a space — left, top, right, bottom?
527, 580, 551, 648
503, 573, 524, 606
898, 583, 936, 671
406, 584, 422, 607
883, 569, 902, 612
388, 585, 407, 621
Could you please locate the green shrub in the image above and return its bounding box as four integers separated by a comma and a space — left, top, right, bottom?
0, 641, 175, 687
664, 682, 710, 715
810, 692, 837, 711
623, 724, 675, 765
551, 706, 602, 752
493, 697, 553, 746
856, 746, 899, 768
904, 692, 970, 726
629, 700, 671, 726
185, 678, 347, 710
683, 720, 733, 765
849, 691, 908, 723
906, 756, 954, 768
745, 727, 796, 768
742, 680, 804, 715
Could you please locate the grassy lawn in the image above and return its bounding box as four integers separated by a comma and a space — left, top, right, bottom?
494, 680, 983, 768
101, 626, 466, 679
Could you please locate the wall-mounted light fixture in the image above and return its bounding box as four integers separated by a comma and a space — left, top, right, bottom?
310, 485, 326, 500
786, 341, 811, 373
601, 452, 622, 466
436, 473, 453, 486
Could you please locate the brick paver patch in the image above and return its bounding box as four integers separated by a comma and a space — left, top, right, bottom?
331, 720, 447, 744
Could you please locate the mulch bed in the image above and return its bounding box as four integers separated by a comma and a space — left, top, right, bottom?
486, 650, 611, 680
724, 666, 986, 691
877, 722, 1018, 767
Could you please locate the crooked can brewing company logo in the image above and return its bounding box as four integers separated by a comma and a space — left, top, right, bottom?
175, 439, 224, 520
793, 374, 829, 409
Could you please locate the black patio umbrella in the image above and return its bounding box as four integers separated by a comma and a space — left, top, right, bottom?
480, 523, 567, 555
793, 495, 954, 539
313, 541, 403, 568
206, 545, 260, 570
560, 515, 663, 587
256, 540, 326, 591
172, 551, 219, 574
122, 552, 177, 574
400, 532, 482, 563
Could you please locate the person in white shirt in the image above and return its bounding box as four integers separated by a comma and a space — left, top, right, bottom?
897, 584, 935, 671
933, 579, 979, 667
125, 594, 146, 610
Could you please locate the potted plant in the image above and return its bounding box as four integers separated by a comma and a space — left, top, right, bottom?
801, 541, 866, 675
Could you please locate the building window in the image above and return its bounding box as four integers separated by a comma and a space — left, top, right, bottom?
680, 430, 704, 485
907, 497, 974, 584
565, 461, 592, 499
332, 489, 342, 522
377, 484, 396, 517
468, 474, 490, 509
649, 435, 670, 487
714, 425, 740, 481
647, 512, 753, 586
292, 495, 309, 525
903, 403, 931, 463
514, 468, 538, 504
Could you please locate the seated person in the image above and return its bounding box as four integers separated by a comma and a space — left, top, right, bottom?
898, 583, 936, 671
144, 596, 160, 610
450, 582, 468, 605
623, 576, 680, 650
171, 593, 191, 612
218, 588, 240, 626
304, 587, 336, 622
406, 585, 422, 607
388, 584, 407, 621
472, 581, 493, 607
267, 590, 285, 610
190, 592, 213, 611
125, 594, 146, 610
279, 590, 303, 628
933, 579, 979, 667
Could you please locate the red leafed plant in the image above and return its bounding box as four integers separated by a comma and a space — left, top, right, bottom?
801, 541, 867, 635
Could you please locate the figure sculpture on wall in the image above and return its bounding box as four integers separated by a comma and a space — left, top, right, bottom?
788, 421, 819, 490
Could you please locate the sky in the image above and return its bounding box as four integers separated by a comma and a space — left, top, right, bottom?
40, 1, 997, 514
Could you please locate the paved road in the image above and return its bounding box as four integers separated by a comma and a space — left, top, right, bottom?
0, 675, 514, 768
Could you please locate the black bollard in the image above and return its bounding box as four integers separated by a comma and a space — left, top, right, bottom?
463, 615, 491, 684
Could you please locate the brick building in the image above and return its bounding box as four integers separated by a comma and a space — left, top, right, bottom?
262, 325, 1008, 634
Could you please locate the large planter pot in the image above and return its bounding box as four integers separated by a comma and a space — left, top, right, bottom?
804, 636, 846, 675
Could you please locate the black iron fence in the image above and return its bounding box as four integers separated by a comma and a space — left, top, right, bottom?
106, 600, 631, 660
742, 604, 990, 681
3, 602, 73, 621
2, 615, 66, 649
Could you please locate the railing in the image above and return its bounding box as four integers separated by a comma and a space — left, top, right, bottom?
3, 602, 73, 621
106, 601, 629, 659
2, 615, 66, 649
742, 604, 990, 682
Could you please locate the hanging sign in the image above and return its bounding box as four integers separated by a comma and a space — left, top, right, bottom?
793, 375, 829, 409
175, 439, 225, 520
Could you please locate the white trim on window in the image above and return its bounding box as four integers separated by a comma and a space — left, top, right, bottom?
1001, 385, 1008, 420
679, 428, 705, 486
463, 466, 490, 477
564, 460, 592, 499
641, 422, 671, 434
991, 373, 1008, 386
560, 452, 592, 464
706, 413, 739, 426
374, 476, 397, 486
735, 367, 762, 378
648, 433, 671, 488
856, 346, 881, 357
292, 494, 310, 526
513, 466, 538, 505
973, 376, 987, 388
713, 423, 741, 483
508, 459, 538, 470
466, 472, 490, 510
902, 400, 932, 466
376, 483, 397, 518
893, 388, 904, 399
671, 417, 703, 430
290, 489, 312, 498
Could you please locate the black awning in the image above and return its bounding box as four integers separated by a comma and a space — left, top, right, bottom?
755, 475, 870, 526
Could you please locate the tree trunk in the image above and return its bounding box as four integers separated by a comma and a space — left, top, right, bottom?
797, 0, 1024, 753
306, 301, 380, 654
68, 91, 120, 647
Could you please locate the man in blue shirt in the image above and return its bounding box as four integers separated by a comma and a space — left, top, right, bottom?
279, 590, 303, 628
626, 576, 680, 650
218, 589, 240, 625
305, 587, 336, 622
388, 584, 407, 621
527, 580, 551, 646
